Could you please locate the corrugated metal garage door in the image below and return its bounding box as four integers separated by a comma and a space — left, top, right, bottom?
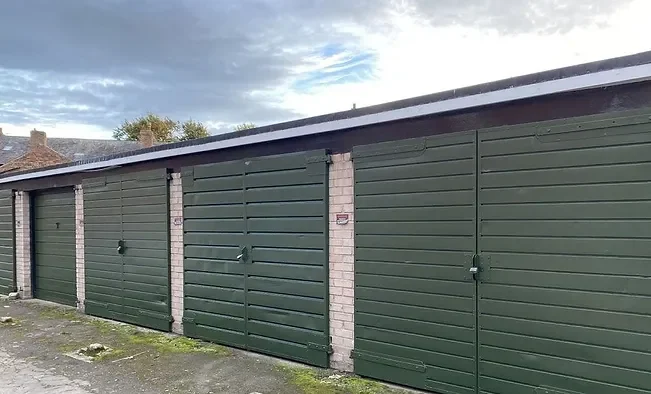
477, 111, 651, 394
33, 188, 77, 306
182, 150, 330, 367
83, 169, 171, 331
352, 133, 478, 394
0, 190, 14, 293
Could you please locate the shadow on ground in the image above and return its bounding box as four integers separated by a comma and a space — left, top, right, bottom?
0, 299, 407, 394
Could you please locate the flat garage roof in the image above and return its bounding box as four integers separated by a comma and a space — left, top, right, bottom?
2, 50, 651, 185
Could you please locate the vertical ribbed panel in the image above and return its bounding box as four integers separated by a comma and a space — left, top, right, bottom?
0, 189, 15, 292
478, 112, 651, 394
33, 188, 76, 306
182, 150, 330, 367
84, 169, 170, 331
353, 133, 478, 394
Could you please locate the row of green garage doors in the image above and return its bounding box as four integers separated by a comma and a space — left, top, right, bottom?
8, 108, 651, 394
353, 110, 651, 394
23, 151, 332, 368
82, 151, 332, 367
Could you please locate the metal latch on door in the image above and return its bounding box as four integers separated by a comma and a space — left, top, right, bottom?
236, 246, 248, 262
467, 254, 490, 281
116, 240, 126, 255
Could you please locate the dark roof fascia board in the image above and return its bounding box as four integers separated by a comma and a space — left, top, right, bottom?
1, 60, 651, 185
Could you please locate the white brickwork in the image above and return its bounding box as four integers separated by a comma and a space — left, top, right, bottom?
14, 191, 31, 299
170, 173, 185, 334
75, 185, 85, 312
328, 153, 355, 371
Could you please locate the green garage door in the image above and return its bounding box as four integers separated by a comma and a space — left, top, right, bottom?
352, 133, 478, 394
83, 169, 171, 331
0, 190, 15, 293
33, 188, 77, 306
477, 111, 651, 394
182, 150, 330, 367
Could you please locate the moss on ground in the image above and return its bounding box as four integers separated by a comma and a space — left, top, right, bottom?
282, 366, 395, 394
87, 319, 128, 335
94, 348, 126, 361
127, 331, 229, 355
35, 304, 229, 356
39, 306, 80, 320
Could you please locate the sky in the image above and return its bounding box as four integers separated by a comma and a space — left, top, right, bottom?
0, 0, 650, 139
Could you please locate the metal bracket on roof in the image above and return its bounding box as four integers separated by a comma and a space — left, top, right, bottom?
306, 154, 331, 176
306, 154, 332, 164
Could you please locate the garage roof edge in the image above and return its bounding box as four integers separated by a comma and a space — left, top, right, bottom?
2, 53, 651, 185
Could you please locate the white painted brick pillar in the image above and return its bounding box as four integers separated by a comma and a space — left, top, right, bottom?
14, 191, 31, 299
328, 153, 355, 371
75, 185, 85, 312
170, 173, 184, 334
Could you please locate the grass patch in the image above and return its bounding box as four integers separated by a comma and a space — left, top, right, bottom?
95, 348, 126, 361
39, 306, 80, 320
128, 331, 229, 355
87, 319, 130, 335
38, 305, 229, 356
282, 366, 392, 394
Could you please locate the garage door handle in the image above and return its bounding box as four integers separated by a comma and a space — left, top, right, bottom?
236, 246, 248, 262
116, 240, 125, 255
469, 267, 479, 275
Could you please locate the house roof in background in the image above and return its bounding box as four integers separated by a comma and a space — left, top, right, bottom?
0, 135, 142, 164
0, 144, 70, 174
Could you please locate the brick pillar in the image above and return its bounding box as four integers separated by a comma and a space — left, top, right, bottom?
14, 191, 31, 299
169, 173, 184, 334
75, 185, 85, 312
328, 153, 355, 371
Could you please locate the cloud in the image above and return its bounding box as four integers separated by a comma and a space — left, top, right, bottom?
401, 0, 631, 33
0, 0, 641, 138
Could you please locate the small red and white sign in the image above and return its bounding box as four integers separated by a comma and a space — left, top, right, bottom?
335, 214, 349, 225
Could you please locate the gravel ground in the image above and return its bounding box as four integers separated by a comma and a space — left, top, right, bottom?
0, 298, 408, 394
0, 299, 303, 394
0, 347, 93, 394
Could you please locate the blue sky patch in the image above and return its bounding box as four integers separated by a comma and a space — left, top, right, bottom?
292, 45, 376, 92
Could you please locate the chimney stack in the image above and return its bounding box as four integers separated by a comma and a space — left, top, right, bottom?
30, 129, 47, 147
139, 124, 155, 148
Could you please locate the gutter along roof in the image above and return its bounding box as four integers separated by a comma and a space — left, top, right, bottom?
2, 50, 651, 185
